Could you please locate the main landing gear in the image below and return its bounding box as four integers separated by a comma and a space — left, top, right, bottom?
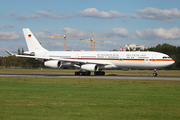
74, 71, 105, 76
75, 71, 91, 76
94, 71, 105, 76
153, 69, 158, 77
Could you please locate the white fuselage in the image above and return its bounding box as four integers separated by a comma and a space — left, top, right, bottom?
36, 50, 174, 70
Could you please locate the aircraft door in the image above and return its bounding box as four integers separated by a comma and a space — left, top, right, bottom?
119, 54, 123, 61
151, 54, 156, 62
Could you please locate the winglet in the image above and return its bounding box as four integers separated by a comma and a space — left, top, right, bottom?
5, 50, 15, 56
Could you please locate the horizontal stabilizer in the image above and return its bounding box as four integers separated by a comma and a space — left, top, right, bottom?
5, 50, 15, 56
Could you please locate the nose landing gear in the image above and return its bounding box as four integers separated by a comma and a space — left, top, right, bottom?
153, 69, 158, 77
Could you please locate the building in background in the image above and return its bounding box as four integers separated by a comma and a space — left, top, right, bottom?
120, 44, 150, 51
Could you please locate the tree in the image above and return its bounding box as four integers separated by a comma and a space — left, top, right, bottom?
18, 48, 21, 55
22, 48, 24, 55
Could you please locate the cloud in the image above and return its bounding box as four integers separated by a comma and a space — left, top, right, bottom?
61, 27, 87, 35
34, 29, 58, 39
0, 24, 14, 29
0, 29, 57, 41
135, 27, 180, 40
10, 10, 73, 20
10, 8, 139, 20
35, 10, 73, 19
121, 19, 128, 22
0, 31, 23, 40
103, 28, 129, 37
136, 7, 180, 20
10, 12, 40, 20
78, 8, 131, 19
10, 7, 180, 21
52, 42, 64, 47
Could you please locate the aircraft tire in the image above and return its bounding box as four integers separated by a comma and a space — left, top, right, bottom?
86, 71, 91, 76
94, 71, 105, 76
75, 72, 79, 76
153, 73, 157, 77
79, 72, 82, 76
102, 71, 105, 75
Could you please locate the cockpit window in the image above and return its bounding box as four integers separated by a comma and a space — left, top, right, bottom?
163, 56, 170, 59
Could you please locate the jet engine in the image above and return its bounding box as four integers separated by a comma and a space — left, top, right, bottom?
44, 60, 62, 68
81, 64, 99, 72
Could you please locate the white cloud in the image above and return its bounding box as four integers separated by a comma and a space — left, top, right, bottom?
103, 28, 129, 37
0, 29, 58, 41
35, 11, 73, 19
52, 42, 64, 47
10, 10, 73, 20
10, 7, 180, 21
135, 27, 180, 40
130, 13, 140, 18
136, 7, 180, 20
0, 31, 23, 40
10, 8, 140, 20
61, 27, 86, 35
103, 41, 119, 45
34, 29, 58, 39
0, 24, 14, 29
10, 12, 40, 20
78, 8, 129, 18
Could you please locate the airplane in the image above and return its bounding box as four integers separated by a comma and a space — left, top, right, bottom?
6, 28, 175, 77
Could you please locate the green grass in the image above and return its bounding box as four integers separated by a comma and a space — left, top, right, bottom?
0, 77, 180, 120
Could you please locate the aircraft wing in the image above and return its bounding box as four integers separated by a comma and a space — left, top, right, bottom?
15, 54, 112, 65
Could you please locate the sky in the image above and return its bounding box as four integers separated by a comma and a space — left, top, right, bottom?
1, 0, 180, 55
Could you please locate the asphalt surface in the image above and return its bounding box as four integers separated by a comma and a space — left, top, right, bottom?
1, 73, 180, 80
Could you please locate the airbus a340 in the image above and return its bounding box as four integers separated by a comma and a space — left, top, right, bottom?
6, 28, 175, 77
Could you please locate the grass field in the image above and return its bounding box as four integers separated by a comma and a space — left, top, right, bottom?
0, 77, 180, 120
0, 68, 180, 76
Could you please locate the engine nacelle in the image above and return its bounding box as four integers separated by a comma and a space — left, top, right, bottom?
44, 60, 62, 68
81, 64, 99, 72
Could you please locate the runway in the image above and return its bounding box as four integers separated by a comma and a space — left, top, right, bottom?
1, 73, 180, 80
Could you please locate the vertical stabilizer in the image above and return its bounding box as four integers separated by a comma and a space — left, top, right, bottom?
23, 28, 47, 52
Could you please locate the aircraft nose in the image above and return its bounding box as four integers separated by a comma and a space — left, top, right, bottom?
171, 59, 175, 65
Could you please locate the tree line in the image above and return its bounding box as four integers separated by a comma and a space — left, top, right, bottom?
0, 43, 180, 69
148, 43, 180, 70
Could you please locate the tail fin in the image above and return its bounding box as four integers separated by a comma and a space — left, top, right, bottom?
23, 28, 47, 52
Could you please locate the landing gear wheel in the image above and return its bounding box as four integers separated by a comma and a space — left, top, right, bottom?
75, 71, 91, 76
94, 72, 98, 76
102, 71, 105, 75
79, 72, 83, 76
153, 72, 157, 77
86, 71, 91, 76
94, 71, 105, 76
75, 72, 79, 75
